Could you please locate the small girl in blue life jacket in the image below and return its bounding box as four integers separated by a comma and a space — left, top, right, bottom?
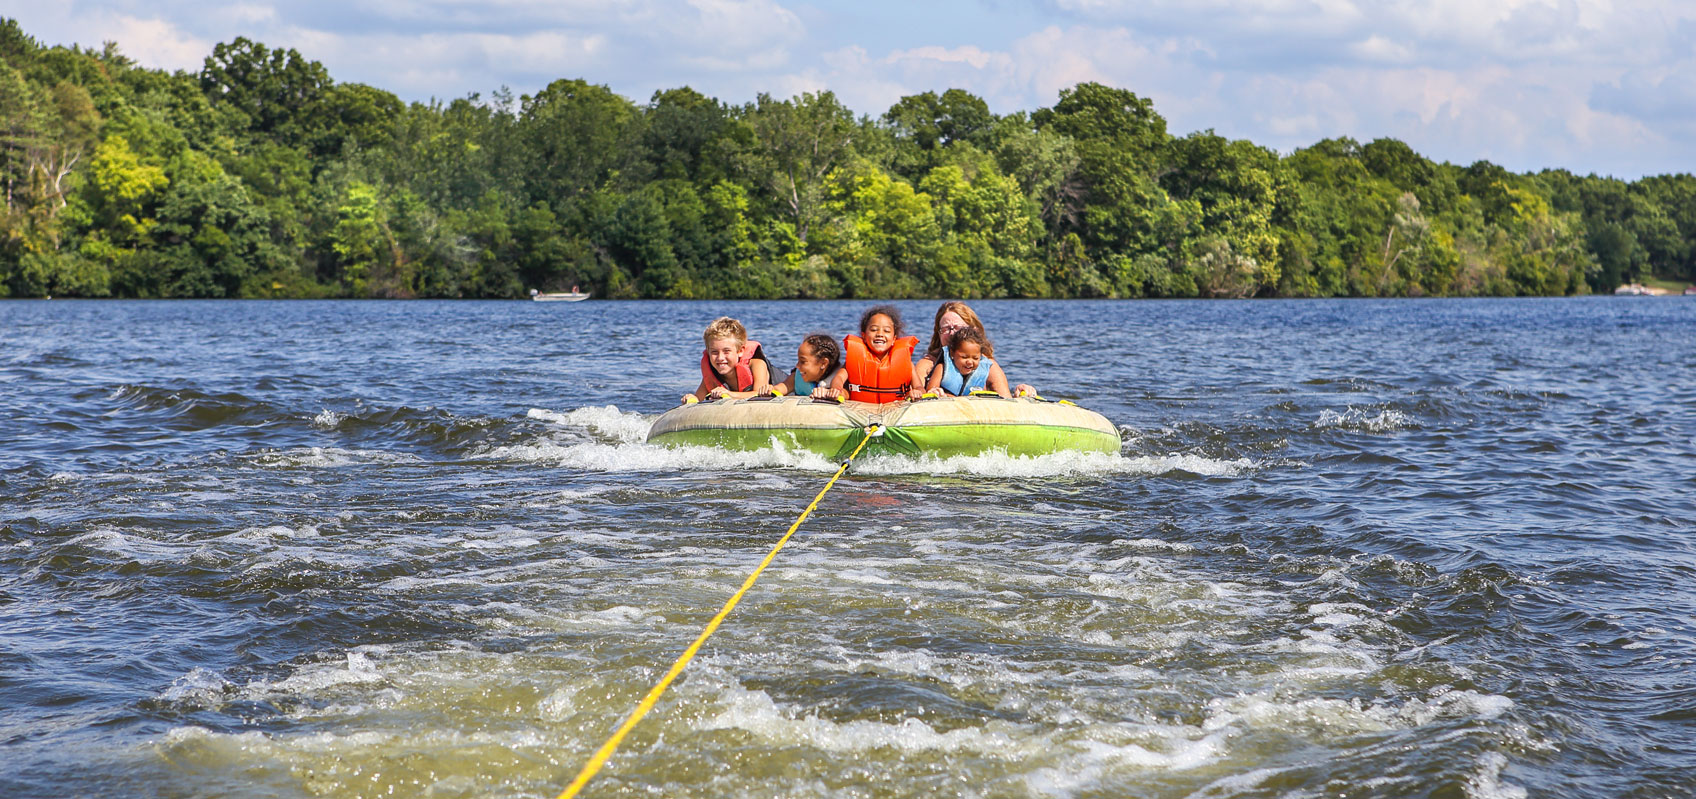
682, 317, 784, 404
915, 301, 1036, 398
923, 327, 1013, 398
766, 333, 844, 399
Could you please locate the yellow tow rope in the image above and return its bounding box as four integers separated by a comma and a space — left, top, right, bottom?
554, 425, 884, 799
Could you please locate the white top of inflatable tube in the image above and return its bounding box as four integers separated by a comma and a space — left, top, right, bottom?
647, 394, 1117, 438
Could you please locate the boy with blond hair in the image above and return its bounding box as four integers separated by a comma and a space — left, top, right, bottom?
682, 317, 783, 404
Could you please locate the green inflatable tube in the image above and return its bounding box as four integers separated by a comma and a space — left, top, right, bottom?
646, 395, 1121, 460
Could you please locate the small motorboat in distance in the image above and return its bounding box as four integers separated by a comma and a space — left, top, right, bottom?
530, 287, 591, 302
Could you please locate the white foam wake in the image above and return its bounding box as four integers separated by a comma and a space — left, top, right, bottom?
247, 447, 422, 468
510, 405, 1259, 478
856, 449, 1255, 478
475, 438, 840, 472
527, 405, 653, 443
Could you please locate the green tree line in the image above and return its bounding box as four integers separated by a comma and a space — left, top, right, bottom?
3, 18, 1693, 299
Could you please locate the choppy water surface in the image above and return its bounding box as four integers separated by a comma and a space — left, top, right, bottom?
3, 298, 1693, 798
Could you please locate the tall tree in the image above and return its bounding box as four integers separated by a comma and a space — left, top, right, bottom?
883, 88, 994, 179
1164, 132, 1283, 292
640, 87, 736, 185
1033, 83, 1174, 260
199, 37, 333, 154
517, 78, 639, 208
742, 91, 858, 248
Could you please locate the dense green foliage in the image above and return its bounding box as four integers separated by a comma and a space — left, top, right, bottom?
4, 19, 1693, 299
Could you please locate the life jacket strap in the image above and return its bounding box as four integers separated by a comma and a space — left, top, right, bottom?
845, 382, 911, 395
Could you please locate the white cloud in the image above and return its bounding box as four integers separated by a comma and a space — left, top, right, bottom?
1348, 35, 1413, 64
215, 4, 279, 26
772, 46, 909, 112
9, 8, 212, 71
292, 28, 609, 81
1009, 26, 1176, 107
886, 45, 1006, 71
758, 8, 1692, 175
679, 0, 804, 50
1046, 0, 1696, 72
104, 16, 211, 71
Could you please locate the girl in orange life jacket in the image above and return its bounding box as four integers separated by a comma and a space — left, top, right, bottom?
681, 317, 781, 404
829, 305, 922, 403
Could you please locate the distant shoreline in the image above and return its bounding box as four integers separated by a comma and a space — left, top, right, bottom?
6, 21, 1695, 305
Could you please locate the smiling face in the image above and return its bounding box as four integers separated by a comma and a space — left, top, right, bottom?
950, 339, 983, 377
795, 341, 829, 382
706, 335, 743, 380
863, 313, 897, 356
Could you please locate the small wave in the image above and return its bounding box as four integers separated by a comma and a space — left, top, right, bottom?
231, 523, 321, 540
527, 405, 652, 443
559, 605, 662, 629
104, 383, 284, 429
537, 686, 579, 721
472, 438, 838, 472
701, 682, 1020, 755
1025, 734, 1231, 795
61, 527, 180, 562
249, 447, 422, 468
1313, 407, 1415, 433
1205, 692, 1392, 739
160, 667, 233, 708
1301, 377, 1398, 392
325, 405, 500, 449
856, 450, 1255, 478
1467, 752, 1528, 799
1114, 537, 1198, 553
1387, 687, 1513, 726
267, 652, 387, 694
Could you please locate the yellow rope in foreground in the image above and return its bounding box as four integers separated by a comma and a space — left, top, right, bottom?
555, 426, 883, 799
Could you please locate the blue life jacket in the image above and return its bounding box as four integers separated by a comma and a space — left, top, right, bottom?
940, 354, 993, 395
793, 371, 817, 397
792, 367, 841, 398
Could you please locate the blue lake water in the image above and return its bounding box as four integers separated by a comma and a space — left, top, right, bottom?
2, 297, 1694, 798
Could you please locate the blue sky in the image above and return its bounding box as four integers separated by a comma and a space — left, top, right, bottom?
12, 1, 1694, 178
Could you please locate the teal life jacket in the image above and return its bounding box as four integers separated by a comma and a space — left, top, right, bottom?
940, 354, 992, 395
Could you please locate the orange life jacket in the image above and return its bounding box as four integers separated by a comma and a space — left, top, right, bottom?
700, 340, 764, 392
842, 334, 918, 403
